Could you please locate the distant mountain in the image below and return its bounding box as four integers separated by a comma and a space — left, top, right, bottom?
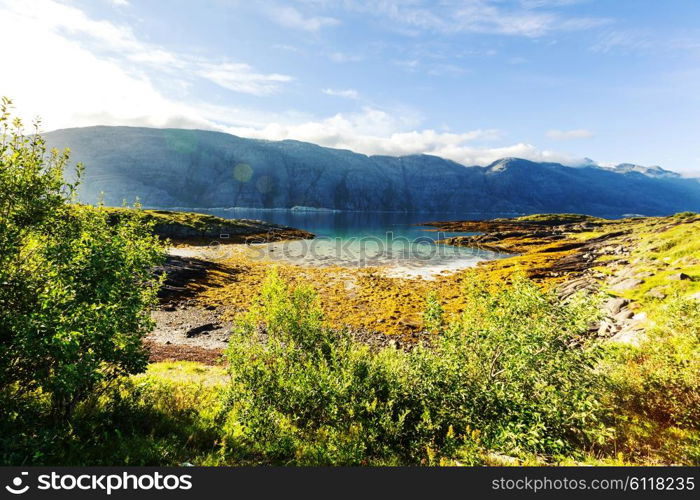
606, 163, 681, 179
43, 126, 700, 216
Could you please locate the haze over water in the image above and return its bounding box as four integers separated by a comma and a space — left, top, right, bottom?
187, 208, 515, 277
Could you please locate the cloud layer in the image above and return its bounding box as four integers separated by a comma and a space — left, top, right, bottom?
0, 0, 594, 168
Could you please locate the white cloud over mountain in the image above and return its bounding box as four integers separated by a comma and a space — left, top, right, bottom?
0, 0, 591, 168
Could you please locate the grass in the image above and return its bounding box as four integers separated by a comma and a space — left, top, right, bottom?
4, 212, 698, 466
600, 213, 700, 306
510, 213, 607, 224
0, 361, 227, 466
137, 361, 229, 386
102, 206, 263, 230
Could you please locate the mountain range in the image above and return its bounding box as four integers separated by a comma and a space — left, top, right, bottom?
43, 126, 700, 216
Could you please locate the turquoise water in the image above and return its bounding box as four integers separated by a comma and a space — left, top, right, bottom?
182, 208, 515, 276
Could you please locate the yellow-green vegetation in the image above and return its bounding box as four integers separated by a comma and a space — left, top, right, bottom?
2, 97, 698, 466
102, 207, 313, 244
105, 207, 257, 230
602, 298, 700, 464
137, 361, 229, 386
1, 362, 228, 465
511, 213, 607, 224
606, 213, 700, 305
217, 270, 608, 465
6, 267, 697, 465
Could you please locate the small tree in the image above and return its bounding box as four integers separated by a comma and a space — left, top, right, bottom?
0, 98, 165, 420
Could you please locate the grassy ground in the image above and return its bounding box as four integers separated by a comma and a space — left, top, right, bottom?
101, 206, 314, 243
193, 212, 699, 337
4, 213, 697, 466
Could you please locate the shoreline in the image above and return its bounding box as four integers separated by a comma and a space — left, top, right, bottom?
146, 211, 700, 363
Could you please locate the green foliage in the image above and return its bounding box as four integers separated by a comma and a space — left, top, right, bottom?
439, 276, 608, 454
0, 98, 165, 422
0, 368, 224, 465
603, 296, 700, 464
220, 270, 608, 465
423, 291, 444, 333
103, 207, 257, 232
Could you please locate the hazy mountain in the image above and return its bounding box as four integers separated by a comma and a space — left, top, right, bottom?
43, 126, 700, 216
606, 163, 681, 179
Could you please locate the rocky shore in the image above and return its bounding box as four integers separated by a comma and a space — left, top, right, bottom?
145, 212, 700, 363
425, 212, 700, 346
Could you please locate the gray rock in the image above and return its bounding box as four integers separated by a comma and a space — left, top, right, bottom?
646, 288, 667, 300
597, 320, 613, 337
609, 278, 644, 292
669, 272, 691, 281
609, 328, 644, 346
605, 297, 630, 315
612, 268, 636, 281
614, 309, 635, 322
631, 311, 648, 322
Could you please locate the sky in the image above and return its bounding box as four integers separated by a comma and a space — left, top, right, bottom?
1, 0, 700, 175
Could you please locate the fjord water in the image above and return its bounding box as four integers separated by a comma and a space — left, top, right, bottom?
191, 208, 515, 277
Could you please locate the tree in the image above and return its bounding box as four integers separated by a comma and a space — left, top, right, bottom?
0, 98, 165, 420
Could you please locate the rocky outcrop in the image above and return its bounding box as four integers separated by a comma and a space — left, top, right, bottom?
106, 208, 314, 243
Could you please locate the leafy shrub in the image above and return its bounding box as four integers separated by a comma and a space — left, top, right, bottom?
0, 98, 165, 421
603, 296, 700, 463
0, 372, 223, 466
220, 269, 608, 464
434, 276, 609, 455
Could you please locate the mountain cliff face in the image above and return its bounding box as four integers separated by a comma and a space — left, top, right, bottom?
44, 126, 700, 216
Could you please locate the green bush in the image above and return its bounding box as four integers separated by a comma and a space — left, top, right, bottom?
435, 276, 609, 455
220, 270, 608, 465
0, 373, 224, 466
603, 296, 700, 463
0, 98, 165, 422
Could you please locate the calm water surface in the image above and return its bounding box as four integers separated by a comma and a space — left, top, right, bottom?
179, 208, 518, 277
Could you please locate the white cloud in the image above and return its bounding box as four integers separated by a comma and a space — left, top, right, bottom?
0, 0, 587, 169
342, 0, 609, 38
198, 63, 293, 95
322, 88, 360, 99
329, 51, 364, 63
591, 29, 700, 55
0, 0, 292, 98
546, 128, 594, 140
269, 6, 339, 32
110, 0, 130, 6
222, 106, 578, 166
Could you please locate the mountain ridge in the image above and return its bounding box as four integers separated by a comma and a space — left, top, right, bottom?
43, 126, 700, 216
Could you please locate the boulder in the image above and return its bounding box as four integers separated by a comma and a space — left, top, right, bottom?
608, 328, 644, 347
609, 278, 643, 292
645, 288, 667, 300
597, 320, 614, 337
186, 322, 221, 337
614, 309, 634, 322
605, 297, 629, 315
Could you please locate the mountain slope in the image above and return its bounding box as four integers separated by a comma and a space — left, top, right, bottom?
44, 126, 700, 216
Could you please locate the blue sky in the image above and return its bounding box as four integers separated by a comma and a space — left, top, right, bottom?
2, 0, 700, 174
